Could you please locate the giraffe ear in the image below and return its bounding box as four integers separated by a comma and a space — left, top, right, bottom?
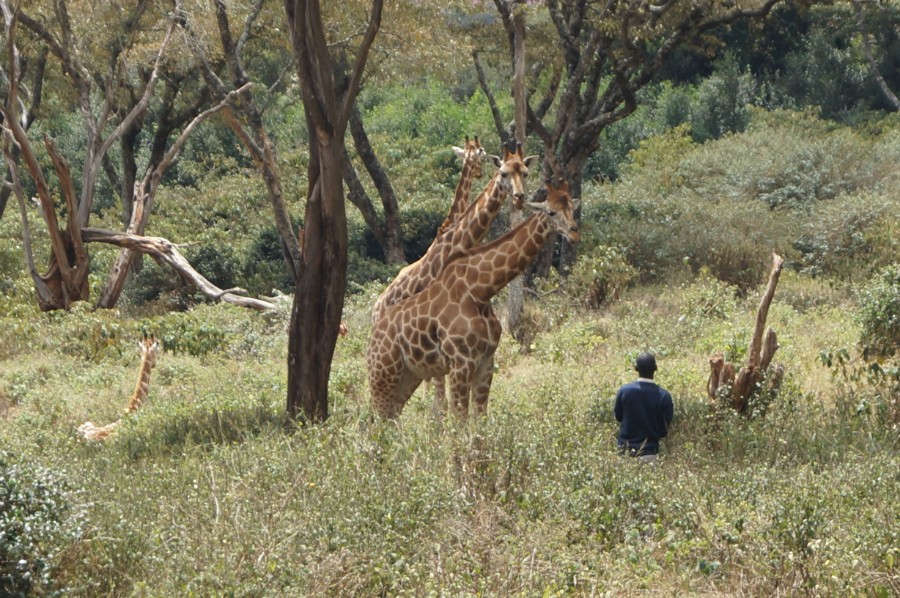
452, 146, 466, 159
571, 197, 581, 211
523, 155, 540, 169
489, 154, 503, 168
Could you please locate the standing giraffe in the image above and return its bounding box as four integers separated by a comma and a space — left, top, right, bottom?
78, 335, 161, 441
371, 143, 537, 325
366, 179, 580, 419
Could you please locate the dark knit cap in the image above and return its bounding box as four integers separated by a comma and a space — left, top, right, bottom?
634, 352, 657, 376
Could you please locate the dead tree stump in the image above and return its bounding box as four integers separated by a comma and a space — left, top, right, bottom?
708, 252, 785, 415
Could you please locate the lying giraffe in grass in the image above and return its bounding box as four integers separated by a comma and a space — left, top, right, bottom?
78, 335, 160, 441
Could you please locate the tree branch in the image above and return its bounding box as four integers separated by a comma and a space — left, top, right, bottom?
83, 228, 276, 311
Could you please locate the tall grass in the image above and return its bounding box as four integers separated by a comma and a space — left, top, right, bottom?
1, 270, 898, 596
1, 109, 898, 596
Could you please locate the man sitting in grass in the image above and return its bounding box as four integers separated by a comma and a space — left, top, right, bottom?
614, 352, 674, 463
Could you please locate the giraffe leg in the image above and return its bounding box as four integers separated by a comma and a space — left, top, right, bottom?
431, 376, 448, 419
369, 368, 423, 419
448, 362, 475, 420
472, 356, 495, 416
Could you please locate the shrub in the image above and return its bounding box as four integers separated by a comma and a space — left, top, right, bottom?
0, 451, 81, 596
856, 264, 900, 359
678, 270, 739, 325
567, 245, 635, 308
794, 192, 899, 280
690, 53, 757, 142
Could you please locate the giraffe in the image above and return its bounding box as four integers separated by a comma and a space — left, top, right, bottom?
78, 335, 161, 441
438, 135, 487, 237
371, 143, 537, 325
366, 178, 581, 420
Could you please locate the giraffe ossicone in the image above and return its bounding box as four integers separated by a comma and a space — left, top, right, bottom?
366, 178, 580, 420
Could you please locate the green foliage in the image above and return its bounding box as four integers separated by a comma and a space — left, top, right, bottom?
690, 53, 757, 143
794, 192, 900, 279
567, 245, 636, 308
678, 271, 739, 325
855, 263, 900, 359
820, 346, 899, 430
0, 451, 82, 596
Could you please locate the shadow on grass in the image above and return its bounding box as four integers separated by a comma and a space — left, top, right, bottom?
111, 401, 293, 460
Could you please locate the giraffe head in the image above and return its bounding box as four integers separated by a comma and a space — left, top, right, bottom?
139, 335, 161, 368
488, 142, 538, 208
527, 178, 581, 243
452, 135, 487, 179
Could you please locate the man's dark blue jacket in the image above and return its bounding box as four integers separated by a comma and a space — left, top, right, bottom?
614, 379, 674, 455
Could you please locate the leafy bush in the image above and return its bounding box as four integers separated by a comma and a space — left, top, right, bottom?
856, 264, 900, 359
690, 53, 757, 142
794, 192, 900, 280
678, 270, 739, 325
1, 451, 81, 596
568, 245, 636, 308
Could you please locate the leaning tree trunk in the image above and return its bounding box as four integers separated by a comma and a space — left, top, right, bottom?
708, 252, 786, 415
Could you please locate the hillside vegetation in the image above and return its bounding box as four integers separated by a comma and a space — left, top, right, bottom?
1, 101, 898, 594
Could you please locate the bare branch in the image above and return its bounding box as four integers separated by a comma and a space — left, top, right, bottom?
83, 228, 276, 311
336, 0, 384, 134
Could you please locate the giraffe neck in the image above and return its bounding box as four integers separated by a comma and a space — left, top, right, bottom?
449, 175, 505, 248
126, 353, 154, 412
452, 211, 552, 303
437, 159, 477, 236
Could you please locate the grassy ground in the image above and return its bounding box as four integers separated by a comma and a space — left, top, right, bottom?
1, 270, 897, 597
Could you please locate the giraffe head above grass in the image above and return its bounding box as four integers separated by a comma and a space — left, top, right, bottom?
490, 141, 539, 208
79, 334, 161, 441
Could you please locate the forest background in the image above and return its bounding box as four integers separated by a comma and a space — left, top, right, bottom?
1, 0, 898, 595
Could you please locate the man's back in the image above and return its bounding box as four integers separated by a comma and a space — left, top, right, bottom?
614, 379, 674, 455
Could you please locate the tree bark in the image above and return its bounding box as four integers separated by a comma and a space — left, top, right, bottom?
345, 102, 405, 264
506, 1, 527, 341
179, 0, 301, 282
94, 86, 245, 309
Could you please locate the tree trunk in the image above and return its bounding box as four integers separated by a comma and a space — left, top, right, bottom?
283, 0, 382, 422
507, 2, 527, 340
345, 103, 405, 264
83, 227, 276, 310
287, 136, 348, 421
708, 252, 785, 415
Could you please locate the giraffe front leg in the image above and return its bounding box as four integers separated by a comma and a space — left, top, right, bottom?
431, 376, 448, 419
472, 356, 495, 416
448, 363, 475, 420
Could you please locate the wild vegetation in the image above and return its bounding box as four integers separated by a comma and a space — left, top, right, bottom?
2, 1, 899, 596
